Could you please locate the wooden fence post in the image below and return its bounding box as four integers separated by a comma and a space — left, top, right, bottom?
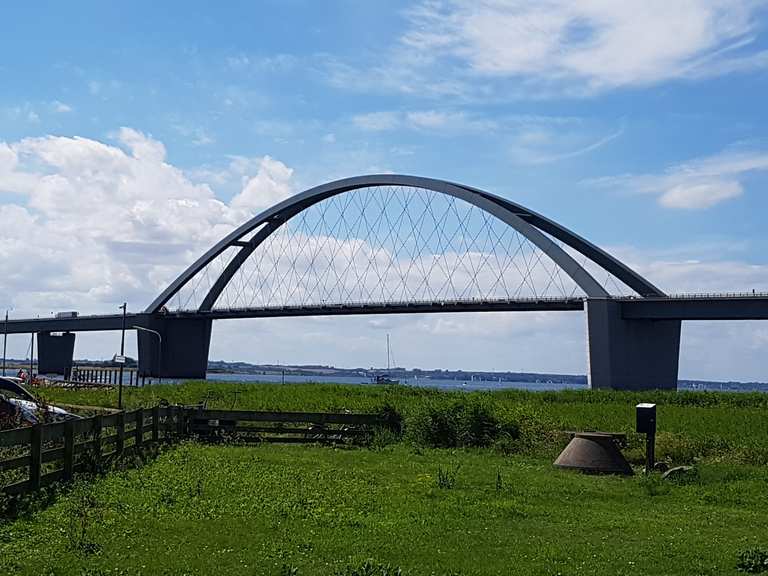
135, 408, 144, 448
177, 406, 185, 437
116, 411, 125, 456
29, 423, 43, 490
63, 419, 75, 481
170, 406, 177, 439
93, 414, 103, 467
152, 406, 159, 442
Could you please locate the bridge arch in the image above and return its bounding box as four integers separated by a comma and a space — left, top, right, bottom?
147, 175, 663, 314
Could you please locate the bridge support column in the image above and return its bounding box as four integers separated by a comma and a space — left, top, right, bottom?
37, 331, 76, 378
586, 299, 681, 390
137, 317, 212, 379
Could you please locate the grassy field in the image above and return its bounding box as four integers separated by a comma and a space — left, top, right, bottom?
2, 382, 766, 575
2, 442, 767, 575
40, 381, 768, 465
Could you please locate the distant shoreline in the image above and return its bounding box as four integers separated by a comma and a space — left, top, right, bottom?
4, 358, 766, 388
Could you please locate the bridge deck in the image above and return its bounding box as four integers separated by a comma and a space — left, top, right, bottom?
619, 294, 768, 320
3, 294, 768, 334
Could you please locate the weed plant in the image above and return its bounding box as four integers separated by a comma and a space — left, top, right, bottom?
738, 548, 768, 573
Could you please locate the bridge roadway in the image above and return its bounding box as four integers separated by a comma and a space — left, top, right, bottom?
4, 293, 768, 334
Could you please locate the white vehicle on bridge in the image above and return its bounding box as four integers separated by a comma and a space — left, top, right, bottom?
55, 311, 79, 318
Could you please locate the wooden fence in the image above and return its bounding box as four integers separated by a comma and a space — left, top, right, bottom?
1, 408, 389, 496
189, 409, 388, 443
0, 406, 187, 496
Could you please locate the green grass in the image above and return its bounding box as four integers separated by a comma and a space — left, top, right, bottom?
2, 443, 767, 575
5, 382, 765, 574
39, 381, 768, 465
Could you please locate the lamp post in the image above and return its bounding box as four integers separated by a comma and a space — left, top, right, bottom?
2, 310, 8, 377
133, 326, 162, 385
117, 303, 127, 409
29, 331, 35, 382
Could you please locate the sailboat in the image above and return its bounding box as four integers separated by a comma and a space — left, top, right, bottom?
374, 334, 400, 385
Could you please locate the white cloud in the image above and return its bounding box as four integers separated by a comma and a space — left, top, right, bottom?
405, 0, 766, 89
611, 244, 768, 294
0, 129, 295, 317
352, 109, 496, 132
509, 125, 623, 165
171, 123, 215, 146
352, 111, 401, 131
52, 100, 73, 113
329, 0, 768, 98
225, 53, 297, 73
588, 147, 768, 209
2, 103, 41, 124
230, 156, 294, 212
659, 180, 743, 209
350, 109, 620, 163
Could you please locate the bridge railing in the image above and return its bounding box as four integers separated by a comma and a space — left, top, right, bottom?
174, 295, 588, 314
622, 291, 768, 300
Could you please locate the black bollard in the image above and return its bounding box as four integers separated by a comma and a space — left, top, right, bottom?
636, 403, 657, 473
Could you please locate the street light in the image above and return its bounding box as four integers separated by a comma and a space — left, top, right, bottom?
2, 309, 9, 377
117, 303, 127, 409
132, 325, 162, 385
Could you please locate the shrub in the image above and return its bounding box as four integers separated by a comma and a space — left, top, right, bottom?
377, 404, 404, 436
404, 398, 518, 449
458, 402, 499, 447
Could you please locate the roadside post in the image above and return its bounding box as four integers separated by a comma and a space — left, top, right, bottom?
117, 302, 127, 409
636, 403, 657, 474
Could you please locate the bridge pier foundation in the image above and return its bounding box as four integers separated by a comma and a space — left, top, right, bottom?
137, 317, 212, 379
37, 331, 76, 379
586, 299, 681, 390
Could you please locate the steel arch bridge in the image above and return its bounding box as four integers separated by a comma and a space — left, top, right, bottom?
129, 174, 676, 390
148, 174, 663, 315
12, 174, 768, 390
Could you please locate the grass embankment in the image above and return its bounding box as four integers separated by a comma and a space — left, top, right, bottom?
41, 381, 768, 465
2, 443, 768, 575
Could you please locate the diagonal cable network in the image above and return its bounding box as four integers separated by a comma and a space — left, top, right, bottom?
184, 184, 620, 312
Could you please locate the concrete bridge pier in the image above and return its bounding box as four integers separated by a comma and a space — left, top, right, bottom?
137, 317, 212, 379
37, 331, 76, 379
586, 299, 681, 390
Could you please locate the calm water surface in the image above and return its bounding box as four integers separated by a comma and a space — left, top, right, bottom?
201, 372, 767, 393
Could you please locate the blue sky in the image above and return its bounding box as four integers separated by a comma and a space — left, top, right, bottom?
2, 1, 768, 380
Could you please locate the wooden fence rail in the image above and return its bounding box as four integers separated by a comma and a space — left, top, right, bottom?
1, 408, 389, 496
0, 406, 187, 496
189, 409, 388, 444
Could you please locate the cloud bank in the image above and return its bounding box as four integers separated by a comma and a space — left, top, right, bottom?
0, 129, 293, 315
329, 0, 768, 99
589, 148, 768, 209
